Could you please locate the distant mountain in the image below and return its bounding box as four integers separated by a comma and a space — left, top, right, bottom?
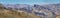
33, 3, 60, 12
33, 3, 60, 17
4, 4, 32, 10
3, 3, 60, 12
3, 4, 33, 13
2, 3, 60, 17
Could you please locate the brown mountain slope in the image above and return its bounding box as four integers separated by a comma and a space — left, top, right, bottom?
0, 4, 41, 18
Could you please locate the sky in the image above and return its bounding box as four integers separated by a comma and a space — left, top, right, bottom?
0, 0, 60, 4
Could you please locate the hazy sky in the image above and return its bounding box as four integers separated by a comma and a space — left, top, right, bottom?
0, 0, 60, 4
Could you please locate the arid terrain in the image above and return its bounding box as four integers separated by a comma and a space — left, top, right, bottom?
0, 4, 41, 18
0, 3, 60, 18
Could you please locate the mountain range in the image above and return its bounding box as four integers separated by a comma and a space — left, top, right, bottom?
1, 3, 60, 18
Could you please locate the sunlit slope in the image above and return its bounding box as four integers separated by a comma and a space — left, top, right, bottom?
0, 8, 41, 18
